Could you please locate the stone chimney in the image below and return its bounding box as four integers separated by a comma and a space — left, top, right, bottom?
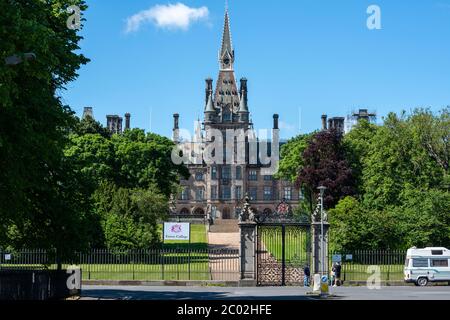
173, 114, 180, 142
82, 107, 94, 119
273, 114, 279, 130
240, 78, 248, 104
125, 113, 131, 130
321, 115, 328, 131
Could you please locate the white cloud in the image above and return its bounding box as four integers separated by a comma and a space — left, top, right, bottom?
279, 121, 296, 132
125, 3, 209, 33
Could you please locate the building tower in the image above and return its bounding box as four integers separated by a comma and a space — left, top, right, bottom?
125, 113, 131, 130
82, 107, 94, 119
106, 115, 123, 134
171, 7, 300, 222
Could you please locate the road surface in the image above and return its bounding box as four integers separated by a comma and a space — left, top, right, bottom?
81, 285, 450, 300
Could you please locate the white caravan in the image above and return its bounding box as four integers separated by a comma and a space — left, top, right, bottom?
404, 247, 450, 286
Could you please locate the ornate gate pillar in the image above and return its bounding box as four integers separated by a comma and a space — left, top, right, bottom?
312, 222, 330, 276
238, 221, 257, 286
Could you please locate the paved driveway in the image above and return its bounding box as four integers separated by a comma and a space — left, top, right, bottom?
81, 286, 450, 301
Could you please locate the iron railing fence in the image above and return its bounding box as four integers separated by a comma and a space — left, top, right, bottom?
0, 248, 407, 282
329, 250, 406, 282
0, 248, 239, 282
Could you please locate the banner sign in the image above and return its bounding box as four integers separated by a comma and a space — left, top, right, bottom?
163, 223, 190, 241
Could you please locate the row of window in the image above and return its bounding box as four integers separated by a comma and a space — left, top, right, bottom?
195, 168, 272, 182
180, 186, 299, 202
412, 258, 449, 268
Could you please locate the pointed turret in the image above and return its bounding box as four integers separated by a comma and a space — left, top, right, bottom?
214, 8, 240, 120
205, 93, 216, 124
238, 96, 248, 113
219, 9, 234, 70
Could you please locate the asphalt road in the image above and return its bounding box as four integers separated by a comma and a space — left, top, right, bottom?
81, 285, 450, 301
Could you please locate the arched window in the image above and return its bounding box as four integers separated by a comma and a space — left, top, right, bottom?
236, 166, 242, 180
194, 208, 205, 216
180, 208, 190, 215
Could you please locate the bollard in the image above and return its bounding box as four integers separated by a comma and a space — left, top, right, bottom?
313, 274, 321, 292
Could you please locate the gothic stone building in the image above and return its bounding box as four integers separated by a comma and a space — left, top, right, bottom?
171, 10, 300, 220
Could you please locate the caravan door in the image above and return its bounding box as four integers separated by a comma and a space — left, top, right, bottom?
430, 258, 449, 281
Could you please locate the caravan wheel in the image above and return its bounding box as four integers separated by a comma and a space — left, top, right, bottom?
417, 277, 428, 287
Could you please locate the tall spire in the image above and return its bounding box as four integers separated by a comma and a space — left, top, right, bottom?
214, 4, 242, 119
219, 7, 234, 70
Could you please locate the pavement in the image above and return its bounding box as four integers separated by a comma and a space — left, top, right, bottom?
207, 232, 240, 250
81, 285, 450, 301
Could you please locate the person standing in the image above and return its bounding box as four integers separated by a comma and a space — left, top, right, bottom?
331, 263, 336, 286
334, 262, 342, 287
303, 264, 311, 287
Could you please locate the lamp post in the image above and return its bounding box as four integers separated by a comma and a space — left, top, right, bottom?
317, 186, 327, 276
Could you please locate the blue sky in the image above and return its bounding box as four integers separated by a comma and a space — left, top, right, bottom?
63, 0, 450, 139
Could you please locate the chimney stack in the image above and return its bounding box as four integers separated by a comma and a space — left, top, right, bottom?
173, 114, 180, 130
321, 114, 328, 131
83, 107, 94, 119
173, 114, 180, 142
240, 78, 248, 103
273, 114, 279, 130
125, 113, 131, 130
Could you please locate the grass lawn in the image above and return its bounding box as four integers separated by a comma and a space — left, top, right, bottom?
340, 264, 404, 281
260, 226, 310, 265
78, 224, 210, 281
1, 225, 211, 281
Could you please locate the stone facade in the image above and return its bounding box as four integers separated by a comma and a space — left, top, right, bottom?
171, 10, 300, 220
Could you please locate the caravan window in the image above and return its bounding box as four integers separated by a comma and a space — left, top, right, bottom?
431, 259, 448, 267
412, 259, 429, 268
404, 259, 410, 267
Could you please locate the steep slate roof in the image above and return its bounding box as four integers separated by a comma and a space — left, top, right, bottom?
220, 10, 234, 63
214, 9, 240, 114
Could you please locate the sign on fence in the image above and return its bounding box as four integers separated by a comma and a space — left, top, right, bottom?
332, 254, 342, 263
163, 223, 191, 241
4, 254, 11, 261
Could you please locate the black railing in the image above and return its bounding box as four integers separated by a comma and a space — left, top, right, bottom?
329, 250, 406, 282
0, 248, 239, 282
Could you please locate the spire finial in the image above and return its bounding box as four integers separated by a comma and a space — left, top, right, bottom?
219, 1, 234, 69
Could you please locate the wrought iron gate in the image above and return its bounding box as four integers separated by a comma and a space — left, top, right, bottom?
256, 223, 311, 286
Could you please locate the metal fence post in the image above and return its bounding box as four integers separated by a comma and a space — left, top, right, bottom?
188, 247, 191, 281
161, 250, 165, 281
132, 252, 135, 281
281, 224, 286, 286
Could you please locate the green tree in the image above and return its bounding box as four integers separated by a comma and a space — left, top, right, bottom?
75, 115, 111, 138
395, 187, 450, 249
343, 120, 378, 194
363, 111, 446, 209
113, 129, 189, 197
0, 0, 89, 258
329, 197, 403, 251
95, 183, 168, 250
64, 133, 115, 190
409, 107, 450, 189
276, 133, 313, 183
